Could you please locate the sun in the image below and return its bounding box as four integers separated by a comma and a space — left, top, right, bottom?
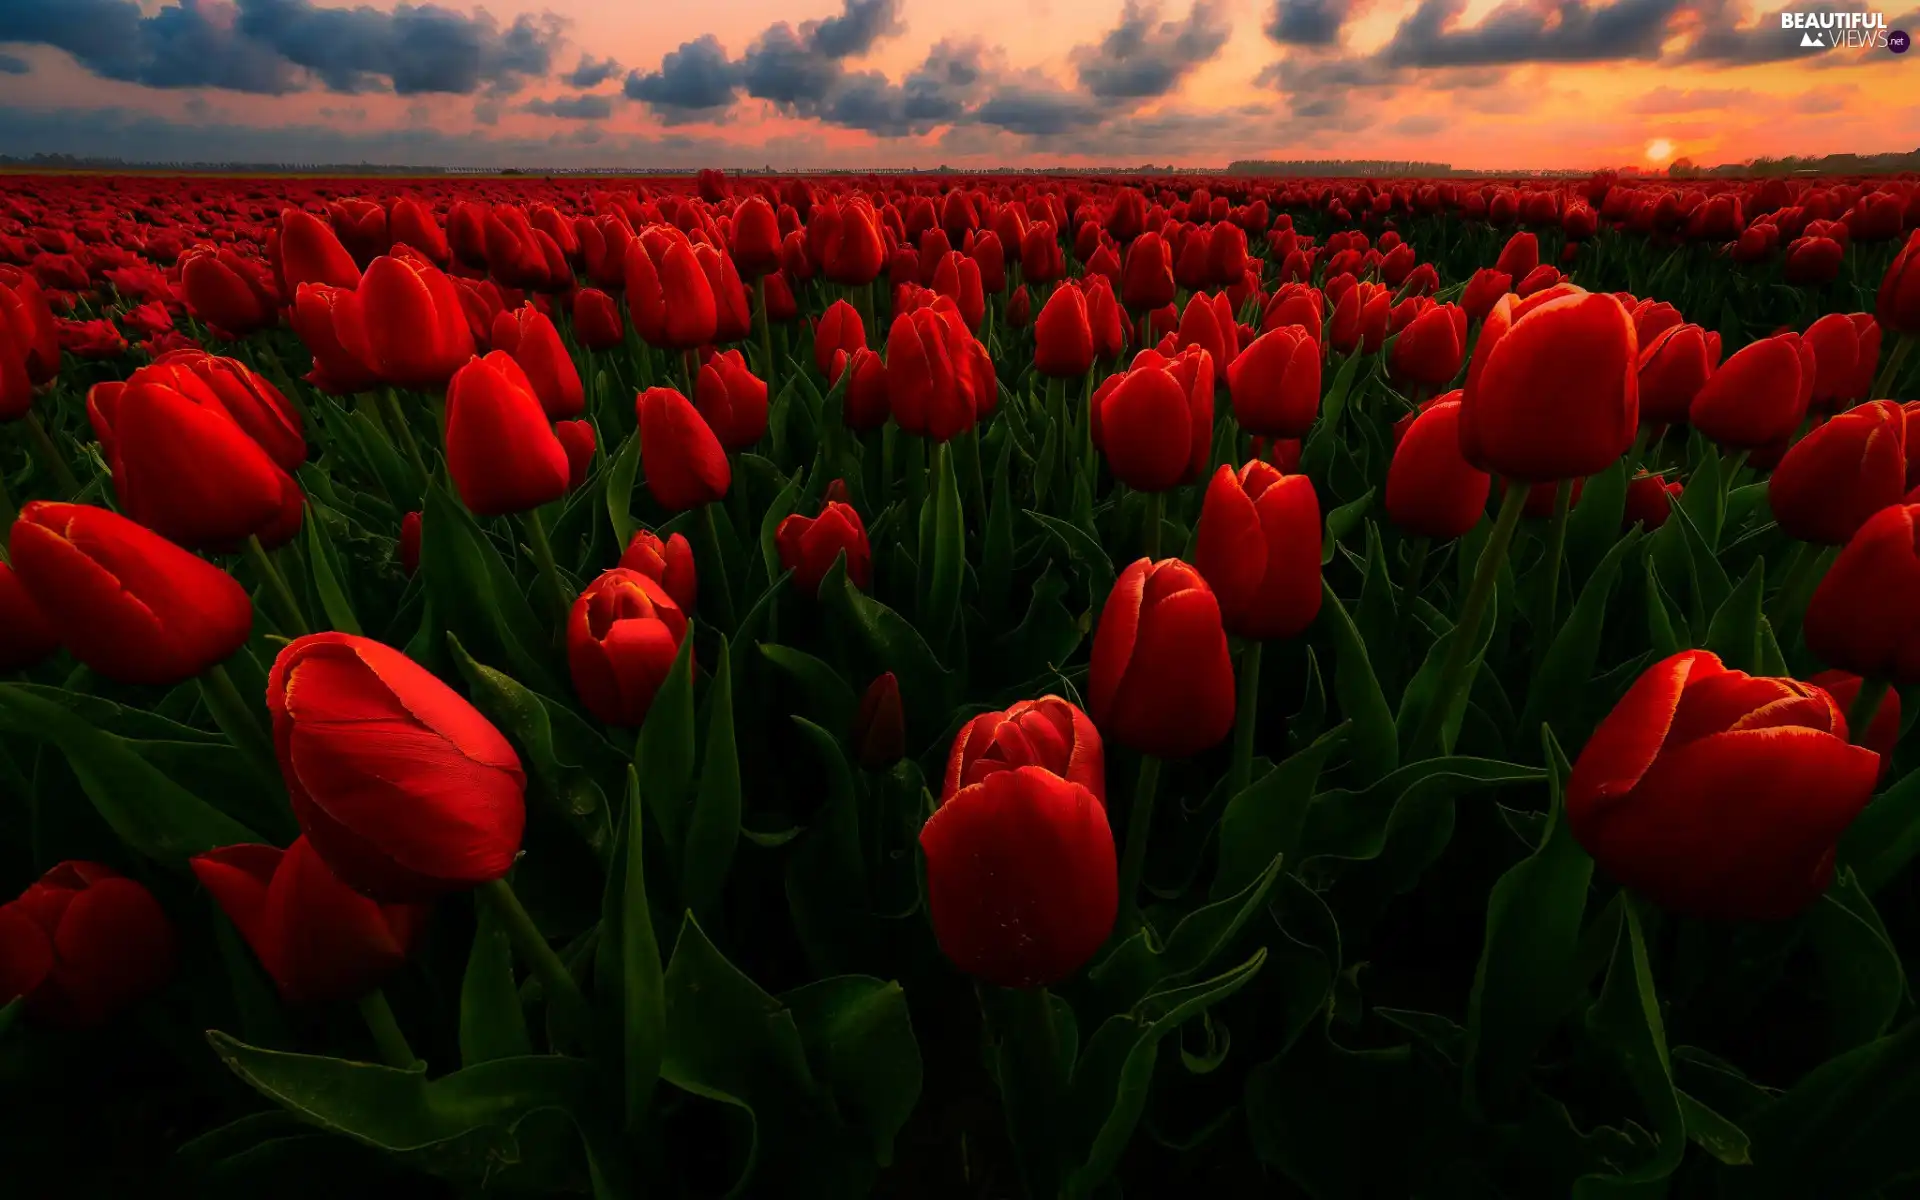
1645, 138, 1677, 165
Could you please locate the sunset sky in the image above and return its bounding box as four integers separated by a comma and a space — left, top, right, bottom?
0, 0, 1916, 170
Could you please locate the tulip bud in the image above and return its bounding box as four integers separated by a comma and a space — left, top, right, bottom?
1877, 229, 1920, 337
1034, 283, 1095, 378
0, 273, 61, 387
1806, 502, 1920, 684
274, 209, 361, 295
491, 305, 585, 420
1228, 324, 1319, 438
1387, 397, 1492, 540
1804, 311, 1882, 411
620, 529, 698, 614
1121, 232, 1175, 311
291, 283, 382, 395
0, 560, 57, 672
626, 234, 717, 350
695, 350, 769, 452
192, 837, 426, 1004
179, 245, 279, 338
1769, 400, 1906, 546
945, 696, 1106, 805
1389, 302, 1468, 390
1636, 324, 1721, 426
1622, 472, 1681, 531
0, 862, 175, 1028
919, 766, 1116, 989
1089, 557, 1236, 758
567, 567, 691, 728
1090, 347, 1213, 493
445, 352, 572, 517
356, 252, 476, 389
1809, 670, 1901, 782
854, 673, 907, 770
638, 387, 731, 512
9, 501, 253, 686
141, 350, 307, 474
1689, 331, 1816, 450
556, 419, 596, 492
776, 499, 873, 594
1461, 268, 1512, 323
1567, 650, 1877, 920
399, 511, 421, 576
269, 632, 527, 901
572, 287, 626, 352
1195, 461, 1323, 641
730, 196, 782, 278
814, 299, 866, 376
887, 303, 994, 443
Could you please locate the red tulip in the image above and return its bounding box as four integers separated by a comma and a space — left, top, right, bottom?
1636, 324, 1721, 426
291, 283, 381, 394
1034, 282, 1094, 378
887, 302, 994, 442
556, 419, 596, 491
919, 766, 1116, 989
1689, 331, 1815, 449
1091, 347, 1213, 493
179, 246, 279, 338
854, 673, 907, 770
1877, 229, 1920, 336
1329, 282, 1391, 356
1623, 472, 1681, 531
620, 529, 698, 614
1806, 502, 1920, 684
695, 349, 769, 451
1228, 324, 1320, 438
356, 252, 476, 389
695, 243, 752, 342
572, 287, 625, 352
7, 501, 253, 686
1389, 301, 1468, 390
776, 499, 872, 594
445, 352, 571, 517
567, 567, 691, 727
139, 349, 306, 474
192, 837, 426, 1005
1194, 461, 1322, 641
389, 197, 450, 266
1494, 231, 1539, 279
1387, 396, 1492, 540
1089, 557, 1236, 758
1177, 291, 1238, 370
0, 559, 56, 672
274, 208, 361, 295
944, 696, 1105, 805
638, 387, 731, 511
1121, 231, 1175, 311
399, 511, 421, 577
1810, 670, 1901, 781
491, 305, 585, 419
1768, 400, 1906, 545
1567, 650, 1876, 921
842, 346, 890, 432
0, 862, 174, 1028
817, 197, 887, 286
730, 196, 782, 278
1804, 311, 1882, 411
625, 233, 717, 350
1461, 268, 1511, 323
814, 299, 866, 376
269, 632, 526, 901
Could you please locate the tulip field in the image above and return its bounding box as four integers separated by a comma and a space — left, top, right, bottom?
5, 168, 1920, 1198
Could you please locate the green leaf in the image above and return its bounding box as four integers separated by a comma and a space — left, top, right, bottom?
1743, 1015, 1920, 1199
1212, 723, 1349, 900
1026, 509, 1117, 614
1320, 489, 1375, 567
684, 638, 742, 919
1643, 558, 1684, 659
1093, 853, 1286, 1013
1703, 557, 1765, 673
0, 683, 258, 862
1464, 727, 1593, 1114
605, 431, 640, 551
981, 431, 1016, 619
421, 481, 563, 698
1316, 580, 1398, 786
1520, 528, 1643, 741
304, 502, 363, 636
459, 895, 532, 1067
923, 440, 965, 650
1301, 757, 1547, 865
595, 767, 665, 1131
1842, 766, 1920, 893
757, 467, 805, 589
780, 977, 923, 1169
1565, 458, 1630, 585
760, 643, 859, 741
1395, 580, 1498, 760
820, 555, 954, 751
446, 634, 615, 864
1678, 1089, 1752, 1166
1573, 898, 1686, 1196
1806, 867, 1906, 1053
635, 629, 699, 854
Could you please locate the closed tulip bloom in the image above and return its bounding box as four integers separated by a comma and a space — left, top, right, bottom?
887, 304, 993, 442
191, 838, 426, 1005
1460, 286, 1638, 482
930, 251, 985, 331
141, 350, 307, 474
730, 196, 782, 277
556, 419, 595, 491
1689, 331, 1815, 449
1089, 557, 1236, 759
1386, 397, 1491, 540
763, 270, 799, 322
179, 245, 279, 338
1631, 299, 1684, 346
0, 862, 174, 1029
1623, 472, 1682, 531
1390, 301, 1468, 390
1195, 461, 1322, 641
1806, 503, 1920, 683
695, 244, 752, 343
819, 198, 887, 286
1330, 282, 1392, 356
357, 252, 475, 389
1567, 650, 1877, 921
1229, 325, 1320, 438
695, 349, 769, 451
625, 235, 717, 350
275, 209, 361, 294
568, 568, 691, 727
1121, 231, 1175, 310
1034, 282, 1095, 378
8, 501, 253, 686
292, 282, 382, 394
1769, 401, 1906, 545
814, 299, 866, 375
776, 500, 872, 594
639, 387, 731, 511
1177, 291, 1237, 370
1085, 275, 1126, 359
853, 673, 907, 770
1877, 229, 1920, 336
1804, 311, 1881, 411
572, 287, 625, 352
1810, 670, 1901, 781
389, 196, 450, 265
269, 632, 527, 901
1494, 231, 1539, 279
1462, 268, 1512, 323
1092, 347, 1213, 493
0, 273, 61, 386
620, 529, 698, 614
399, 511, 421, 577
919, 766, 1117, 989
1784, 236, 1844, 286
842, 346, 890, 432
491, 306, 584, 419
1637, 324, 1721, 426
445, 353, 571, 517
86, 378, 290, 550
0, 560, 57, 672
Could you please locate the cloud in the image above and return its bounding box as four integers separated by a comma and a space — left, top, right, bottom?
970, 80, 1107, 135
523, 93, 614, 119
1683, 2, 1920, 63
1264, 0, 1363, 47
1625, 85, 1756, 113
804, 0, 906, 58
1072, 0, 1232, 99
624, 34, 739, 120
0, 0, 564, 96
0, 54, 29, 75
1387, 112, 1447, 135
1377, 0, 1684, 68
564, 54, 621, 89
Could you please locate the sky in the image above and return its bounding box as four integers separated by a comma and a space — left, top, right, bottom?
0, 0, 1916, 171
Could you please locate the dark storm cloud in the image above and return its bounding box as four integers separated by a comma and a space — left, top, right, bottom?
523, 93, 613, 119
0, 0, 563, 96
1072, 0, 1232, 99
623, 35, 740, 120
739, 23, 846, 107
1264, 0, 1360, 46
804, 0, 906, 58
0, 54, 29, 75
970, 82, 1107, 135
564, 54, 621, 88
1376, 0, 1685, 67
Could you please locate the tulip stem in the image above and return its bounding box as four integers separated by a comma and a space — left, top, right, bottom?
1626, 427, 1649, 474
1767, 541, 1828, 629
22, 413, 80, 496
698, 503, 737, 630
0, 460, 16, 535
1228, 641, 1263, 799
1142, 490, 1164, 559
199, 662, 282, 797
1118, 755, 1162, 934
1412, 481, 1529, 758
1873, 336, 1912, 402
479, 877, 591, 1052
380, 389, 431, 494
682, 349, 699, 396
1531, 478, 1575, 679
521, 508, 573, 630
1847, 678, 1892, 745
247, 535, 311, 637
356, 989, 418, 1069
754, 275, 778, 402
997, 984, 1063, 1199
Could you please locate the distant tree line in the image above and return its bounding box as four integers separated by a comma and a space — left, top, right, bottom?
1669, 149, 1920, 178
1226, 160, 1459, 177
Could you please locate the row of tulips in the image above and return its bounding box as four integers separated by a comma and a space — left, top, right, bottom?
1, 169, 1920, 1198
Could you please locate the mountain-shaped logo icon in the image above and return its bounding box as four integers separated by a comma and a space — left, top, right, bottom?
1800, 30, 1825, 46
